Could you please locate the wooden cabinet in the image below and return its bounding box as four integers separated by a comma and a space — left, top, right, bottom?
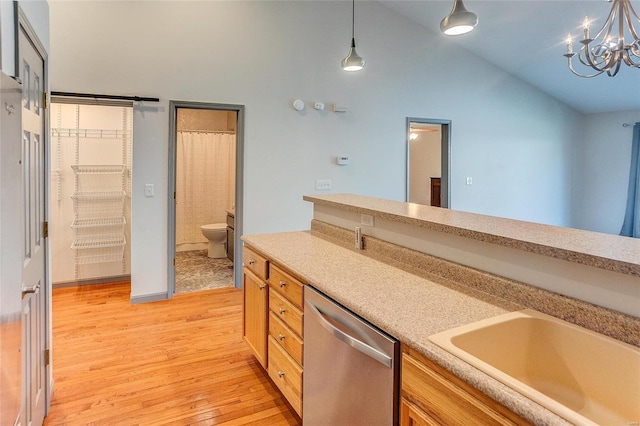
268, 263, 305, 417
242, 244, 305, 418
401, 347, 530, 426
242, 246, 269, 369
430, 177, 441, 207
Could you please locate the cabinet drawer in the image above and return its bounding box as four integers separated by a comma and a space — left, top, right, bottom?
269, 289, 303, 337
243, 246, 268, 280
269, 263, 304, 309
402, 350, 529, 426
269, 311, 304, 366
268, 335, 303, 417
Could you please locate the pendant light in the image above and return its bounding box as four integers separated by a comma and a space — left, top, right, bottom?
341, 0, 365, 71
440, 0, 478, 36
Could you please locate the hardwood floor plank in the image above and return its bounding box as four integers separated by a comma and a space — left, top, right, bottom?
44, 282, 301, 425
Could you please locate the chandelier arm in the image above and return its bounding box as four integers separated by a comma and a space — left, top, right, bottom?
624, 3, 640, 40
606, 56, 622, 76
579, 44, 608, 72
623, 42, 640, 66
629, 0, 640, 21
567, 57, 605, 77
591, 0, 619, 42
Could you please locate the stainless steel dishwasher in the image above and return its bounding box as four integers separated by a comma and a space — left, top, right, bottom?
303, 286, 399, 426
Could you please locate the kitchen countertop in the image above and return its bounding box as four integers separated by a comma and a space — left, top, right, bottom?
242, 231, 569, 425
304, 193, 640, 278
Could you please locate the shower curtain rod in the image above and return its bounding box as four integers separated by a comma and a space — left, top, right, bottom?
51, 91, 159, 103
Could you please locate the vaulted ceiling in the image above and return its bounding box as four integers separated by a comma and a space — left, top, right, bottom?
381, 0, 640, 114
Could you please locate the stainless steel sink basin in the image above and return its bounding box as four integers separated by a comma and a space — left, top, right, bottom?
429, 309, 640, 426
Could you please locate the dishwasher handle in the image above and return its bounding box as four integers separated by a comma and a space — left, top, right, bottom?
306, 300, 393, 368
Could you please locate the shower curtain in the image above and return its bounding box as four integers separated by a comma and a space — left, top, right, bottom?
176, 131, 236, 245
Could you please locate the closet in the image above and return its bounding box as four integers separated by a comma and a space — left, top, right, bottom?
51, 102, 132, 284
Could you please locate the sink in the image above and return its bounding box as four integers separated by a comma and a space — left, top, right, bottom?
429, 309, 640, 426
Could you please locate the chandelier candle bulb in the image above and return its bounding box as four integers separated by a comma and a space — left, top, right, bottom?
583, 17, 590, 40
567, 35, 573, 54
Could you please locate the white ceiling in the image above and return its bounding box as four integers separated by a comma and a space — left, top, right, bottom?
380, 0, 640, 114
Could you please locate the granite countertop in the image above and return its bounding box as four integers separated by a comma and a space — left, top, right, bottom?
242, 231, 569, 425
304, 193, 640, 277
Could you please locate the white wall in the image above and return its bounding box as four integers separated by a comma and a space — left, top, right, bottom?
409, 131, 441, 205
574, 110, 640, 235
48, 1, 585, 299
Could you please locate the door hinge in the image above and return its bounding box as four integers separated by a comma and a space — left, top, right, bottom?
173, 258, 176, 266
44, 349, 50, 366
42, 92, 48, 109
43, 221, 48, 238
174, 191, 176, 200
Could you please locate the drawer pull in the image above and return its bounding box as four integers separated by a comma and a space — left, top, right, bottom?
258, 283, 266, 290
278, 333, 286, 341
278, 371, 285, 378
279, 281, 287, 288
248, 260, 255, 265
279, 308, 286, 315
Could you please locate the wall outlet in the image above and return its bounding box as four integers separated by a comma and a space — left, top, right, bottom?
466, 177, 473, 185
316, 179, 332, 190
355, 226, 363, 250
360, 214, 374, 227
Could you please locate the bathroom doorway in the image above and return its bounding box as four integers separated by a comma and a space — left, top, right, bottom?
168, 102, 244, 295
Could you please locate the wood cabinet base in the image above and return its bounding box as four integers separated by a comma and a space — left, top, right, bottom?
401, 347, 530, 426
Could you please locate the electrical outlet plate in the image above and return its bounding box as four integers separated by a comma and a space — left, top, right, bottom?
360, 214, 374, 227
316, 179, 331, 190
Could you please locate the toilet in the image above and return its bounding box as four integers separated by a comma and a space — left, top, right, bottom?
200, 223, 227, 258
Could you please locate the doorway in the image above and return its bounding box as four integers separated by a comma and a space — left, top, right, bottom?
168, 102, 244, 296
406, 118, 451, 208
49, 101, 133, 287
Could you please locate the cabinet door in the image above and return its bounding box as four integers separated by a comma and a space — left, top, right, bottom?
243, 268, 268, 368
401, 398, 439, 426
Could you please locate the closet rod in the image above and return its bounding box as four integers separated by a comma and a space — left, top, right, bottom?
51, 91, 159, 103
178, 129, 236, 134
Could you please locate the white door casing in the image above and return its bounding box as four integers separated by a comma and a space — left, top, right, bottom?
19, 23, 48, 426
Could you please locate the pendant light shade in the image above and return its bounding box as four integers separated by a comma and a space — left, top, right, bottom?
342, 38, 365, 71
440, 0, 478, 36
342, 0, 365, 71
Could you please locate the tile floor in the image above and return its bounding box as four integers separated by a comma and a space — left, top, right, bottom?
175, 250, 234, 294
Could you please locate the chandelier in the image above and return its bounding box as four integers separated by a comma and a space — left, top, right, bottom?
564, 0, 640, 77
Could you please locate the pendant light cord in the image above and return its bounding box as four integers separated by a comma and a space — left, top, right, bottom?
352, 0, 355, 39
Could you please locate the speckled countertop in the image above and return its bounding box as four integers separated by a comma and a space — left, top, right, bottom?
242, 231, 569, 425
304, 193, 640, 277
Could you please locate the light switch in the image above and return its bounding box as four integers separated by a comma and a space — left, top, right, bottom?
144, 184, 155, 197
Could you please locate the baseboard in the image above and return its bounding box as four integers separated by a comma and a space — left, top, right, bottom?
130, 292, 169, 304
176, 242, 207, 252
52, 275, 131, 289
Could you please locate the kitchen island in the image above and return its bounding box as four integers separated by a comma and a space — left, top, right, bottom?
242, 194, 640, 425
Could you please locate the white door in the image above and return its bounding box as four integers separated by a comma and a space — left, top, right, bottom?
19, 24, 47, 426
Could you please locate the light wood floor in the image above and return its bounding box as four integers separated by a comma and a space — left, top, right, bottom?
44, 282, 301, 425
